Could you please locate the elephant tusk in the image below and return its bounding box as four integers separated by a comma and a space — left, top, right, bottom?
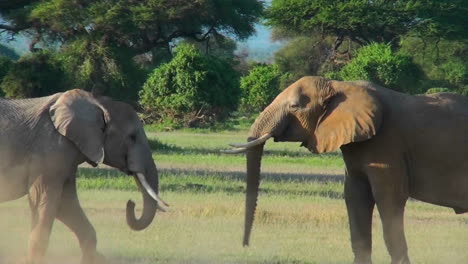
156, 204, 167, 212
229, 134, 272, 149
220, 147, 247, 154
136, 173, 170, 209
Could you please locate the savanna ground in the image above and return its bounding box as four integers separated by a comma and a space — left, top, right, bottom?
0, 128, 467, 264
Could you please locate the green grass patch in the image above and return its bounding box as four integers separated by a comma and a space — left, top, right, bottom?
143, 112, 258, 133
145, 130, 344, 174
77, 168, 343, 199
2, 190, 468, 264
6, 130, 466, 263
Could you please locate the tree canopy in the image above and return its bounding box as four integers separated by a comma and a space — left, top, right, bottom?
0, 0, 263, 95
1, 0, 263, 53
266, 0, 468, 51
0, 51, 66, 98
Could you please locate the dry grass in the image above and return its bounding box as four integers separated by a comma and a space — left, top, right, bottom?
1, 130, 467, 263
1, 190, 467, 264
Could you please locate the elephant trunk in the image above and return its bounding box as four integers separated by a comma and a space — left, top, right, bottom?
244, 143, 264, 246
126, 162, 159, 231
243, 104, 287, 246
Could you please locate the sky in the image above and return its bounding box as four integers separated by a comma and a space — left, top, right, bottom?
237, 23, 284, 62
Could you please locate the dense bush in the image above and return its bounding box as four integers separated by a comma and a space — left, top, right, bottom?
58, 40, 147, 101
240, 63, 281, 112
425, 87, 452, 94
0, 56, 14, 96
274, 37, 331, 88
0, 51, 67, 98
333, 43, 422, 94
139, 43, 240, 127
0, 44, 19, 60
400, 38, 468, 94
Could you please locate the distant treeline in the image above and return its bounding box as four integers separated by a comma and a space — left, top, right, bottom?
0, 0, 466, 128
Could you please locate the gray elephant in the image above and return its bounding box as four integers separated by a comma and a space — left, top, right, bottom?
0, 89, 168, 264
225, 76, 468, 264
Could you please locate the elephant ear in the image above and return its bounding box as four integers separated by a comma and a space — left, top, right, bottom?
49, 89, 110, 165
313, 81, 382, 153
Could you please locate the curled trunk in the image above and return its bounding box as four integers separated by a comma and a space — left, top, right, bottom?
126, 166, 159, 230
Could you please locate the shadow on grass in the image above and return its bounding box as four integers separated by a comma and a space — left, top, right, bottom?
148, 138, 342, 158
78, 167, 344, 183
160, 167, 344, 183
161, 182, 344, 200
109, 256, 318, 264
78, 167, 344, 200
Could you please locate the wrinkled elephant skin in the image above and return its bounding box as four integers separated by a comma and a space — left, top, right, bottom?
234, 76, 468, 264
0, 89, 165, 264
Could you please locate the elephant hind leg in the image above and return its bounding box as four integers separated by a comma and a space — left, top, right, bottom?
27, 178, 64, 264
56, 178, 104, 264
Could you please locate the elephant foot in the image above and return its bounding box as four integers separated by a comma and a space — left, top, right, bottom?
391, 258, 411, 264
15, 257, 28, 264
353, 256, 372, 264
81, 252, 107, 264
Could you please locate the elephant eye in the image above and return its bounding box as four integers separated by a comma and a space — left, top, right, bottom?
289, 103, 300, 110
129, 133, 137, 142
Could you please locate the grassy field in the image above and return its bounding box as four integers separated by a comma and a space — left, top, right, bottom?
1, 130, 467, 264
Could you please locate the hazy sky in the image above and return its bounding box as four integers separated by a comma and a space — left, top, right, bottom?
237, 23, 284, 62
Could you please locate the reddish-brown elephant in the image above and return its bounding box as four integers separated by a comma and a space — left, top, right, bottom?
226, 76, 468, 264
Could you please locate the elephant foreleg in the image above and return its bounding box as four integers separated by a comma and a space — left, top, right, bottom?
56, 178, 105, 264
345, 175, 375, 264
27, 179, 63, 264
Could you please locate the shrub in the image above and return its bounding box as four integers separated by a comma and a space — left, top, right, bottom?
425, 87, 452, 94
399, 38, 468, 93
58, 40, 147, 101
438, 60, 467, 87
0, 56, 14, 96
240, 63, 281, 112
0, 51, 67, 98
139, 43, 240, 127
0, 44, 19, 60
337, 43, 422, 94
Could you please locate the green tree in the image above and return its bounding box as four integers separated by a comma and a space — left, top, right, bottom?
266, 0, 468, 52
0, 44, 20, 60
0, 51, 66, 98
240, 63, 281, 112
0, 0, 263, 97
0, 55, 13, 79
333, 43, 422, 94
0, 55, 13, 96
273, 36, 340, 87
400, 37, 468, 93
139, 43, 240, 127
426, 87, 452, 94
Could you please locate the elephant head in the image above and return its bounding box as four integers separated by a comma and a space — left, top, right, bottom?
49, 89, 167, 231
227, 76, 382, 246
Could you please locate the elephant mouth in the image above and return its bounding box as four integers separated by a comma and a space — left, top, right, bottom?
122, 169, 133, 175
